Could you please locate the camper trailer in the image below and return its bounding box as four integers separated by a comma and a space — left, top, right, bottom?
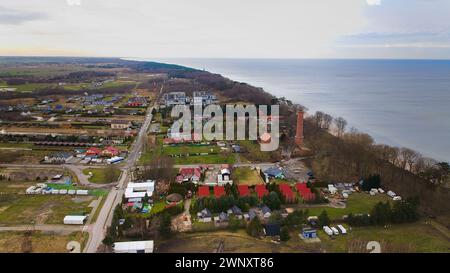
323, 226, 333, 236
331, 226, 339, 235
337, 225, 347, 234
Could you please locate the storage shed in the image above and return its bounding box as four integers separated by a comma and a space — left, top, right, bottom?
113, 240, 154, 253
63, 215, 87, 225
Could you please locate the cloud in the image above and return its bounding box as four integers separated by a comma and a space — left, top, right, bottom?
0, 6, 48, 25
366, 0, 382, 6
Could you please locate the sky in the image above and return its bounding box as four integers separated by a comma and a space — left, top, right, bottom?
0, 0, 449, 59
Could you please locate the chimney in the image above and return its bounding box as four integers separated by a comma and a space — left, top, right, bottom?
295, 111, 304, 146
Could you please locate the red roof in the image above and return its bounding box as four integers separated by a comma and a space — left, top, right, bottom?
103, 146, 120, 155
86, 147, 102, 155
255, 184, 268, 198
279, 183, 295, 201
214, 186, 225, 198
238, 185, 249, 197
198, 186, 210, 197
179, 167, 201, 178
295, 183, 315, 201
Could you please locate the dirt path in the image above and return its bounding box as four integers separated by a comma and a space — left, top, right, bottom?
429, 220, 450, 240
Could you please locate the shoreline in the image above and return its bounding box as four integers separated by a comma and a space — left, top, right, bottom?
130, 57, 448, 163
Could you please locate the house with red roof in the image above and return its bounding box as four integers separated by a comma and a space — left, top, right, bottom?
85, 147, 102, 156
255, 184, 269, 199
238, 185, 249, 197
279, 183, 296, 202
178, 167, 202, 183
102, 146, 120, 157
295, 183, 315, 201
214, 186, 225, 198
198, 186, 210, 197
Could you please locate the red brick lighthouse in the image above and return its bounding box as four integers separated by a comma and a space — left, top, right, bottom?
295, 111, 304, 146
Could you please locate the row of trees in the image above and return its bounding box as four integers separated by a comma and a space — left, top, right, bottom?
304, 110, 450, 217
347, 197, 420, 226
310, 110, 450, 185
191, 195, 259, 214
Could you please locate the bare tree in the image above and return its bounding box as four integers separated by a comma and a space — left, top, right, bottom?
322, 113, 333, 130
400, 147, 419, 171
314, 111, 325, 128
334, 117, 347, 137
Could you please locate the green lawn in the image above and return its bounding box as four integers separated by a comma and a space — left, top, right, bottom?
174, 154, 236, 165
306, 192, 391, 220
149, 201, 167, 215
232, 167, 264, 185
318, 222, 450, 253
0, 82, 55, 92
82, 168, 121, 184
163, 145, 219, 155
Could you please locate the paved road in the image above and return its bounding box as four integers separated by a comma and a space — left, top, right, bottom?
83, 96, 157, 252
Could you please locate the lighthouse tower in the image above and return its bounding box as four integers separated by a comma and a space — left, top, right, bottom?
295, 111, 304, 146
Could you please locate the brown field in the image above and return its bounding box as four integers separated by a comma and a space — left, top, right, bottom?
0, 231, 88, 253
157, 230, 318, 253
0, 126, 129, 137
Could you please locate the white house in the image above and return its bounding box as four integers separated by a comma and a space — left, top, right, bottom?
125, 180, 155, 201
217, 168, 233, 186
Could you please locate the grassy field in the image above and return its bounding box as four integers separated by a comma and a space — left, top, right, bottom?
83, 167, 121, 184
163, 145, 219, 155
0, 82, 55, 92
140, 147, 235, 165
0, 195, 94, 225
239, 140, 274, 162
318, 222, 450, 253
157, 222, 449, 253
306, 193, 391, 220
0, 231, 88, 253
174, 154, 236, 165
232, 167, 264, 185
157, 230, 310, 253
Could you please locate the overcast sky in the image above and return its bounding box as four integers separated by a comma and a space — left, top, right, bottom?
0, 0, 449, 59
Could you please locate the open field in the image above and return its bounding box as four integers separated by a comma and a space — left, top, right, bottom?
157, 230, 312, 253
0, 126, 125, 137
318, 222, 450, 253
163, 145, 219, 155
140, 142, 235, 165
0, 231, 88, 253
173, 154, 236, 165
83, 168, 121, 184
232, 167, 264, 185
158, 221, 449, 253
0, 194, 94, 225
305, 193, 392, 220
0, 167, 75, 186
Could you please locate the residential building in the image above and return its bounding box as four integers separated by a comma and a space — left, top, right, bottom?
163, 92, 187, 106
111, 120, 132, 130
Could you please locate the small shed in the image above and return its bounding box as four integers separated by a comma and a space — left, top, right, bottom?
64, 215, 87, 225
302, 228, 317, 239
264, 224, 281, 236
